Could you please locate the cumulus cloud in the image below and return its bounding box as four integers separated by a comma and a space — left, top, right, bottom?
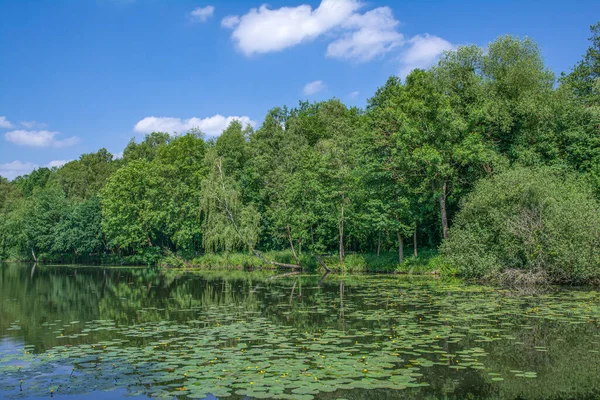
222, 0, 452, 71
0, 116, 13, 129
4, 130, 80, 148
221, 15, 240, 28
349, 91, 360, 99
0, 160, 71, 180
20, 120, 47, 129
47, 160, 70, 168
223, 0, 361, 57
399, 34, 453, 77
134, 115, 257, 137
0, 161, 36, 180
326, 7, 403, 62
190, 5, 215, 22
303, 80, 325, 95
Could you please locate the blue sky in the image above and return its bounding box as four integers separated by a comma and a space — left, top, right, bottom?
1, 0, 599, 179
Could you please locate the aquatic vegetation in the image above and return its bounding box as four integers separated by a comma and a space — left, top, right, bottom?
1, 265, 600, 399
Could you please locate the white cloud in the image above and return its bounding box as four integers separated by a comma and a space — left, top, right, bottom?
223, 0, 452, 71
0, 116, 13, 129
224, 0, 361, 56
0, 161, 37, 180
399, 34, 453, 77
326, 7, 403, 62
47, 160, 70, 168
303, 80, 325, 95
4, 130, 80, 148
20, 120, 47, 129
190, 5, 215, 22
134, 114, 257, 137
349, 91, 359, 99
0, 160, 71, 180
221, 15, 240, 28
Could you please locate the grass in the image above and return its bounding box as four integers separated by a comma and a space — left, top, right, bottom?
159, 248, 454, 276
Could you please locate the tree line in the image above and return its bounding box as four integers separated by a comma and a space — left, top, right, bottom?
1, 26, 599, 278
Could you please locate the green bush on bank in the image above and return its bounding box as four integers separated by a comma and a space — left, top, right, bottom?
159, 249, 444, 275
441, 167, 600, 284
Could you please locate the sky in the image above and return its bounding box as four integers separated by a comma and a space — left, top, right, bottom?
1, 0, 599, 180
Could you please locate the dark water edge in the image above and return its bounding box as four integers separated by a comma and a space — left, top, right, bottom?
1, 262, 600, 399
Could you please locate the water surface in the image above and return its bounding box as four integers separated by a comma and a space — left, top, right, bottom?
1, 263, 600, 399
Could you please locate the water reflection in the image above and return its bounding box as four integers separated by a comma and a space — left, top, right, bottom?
1, 263, 600, 399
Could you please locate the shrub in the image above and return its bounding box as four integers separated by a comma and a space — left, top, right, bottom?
441, 166, 600, 283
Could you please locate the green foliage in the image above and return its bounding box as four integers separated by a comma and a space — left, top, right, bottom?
56, 148, 117, 200
3, 28, 600, 278
53, 196, 104, 257
441, 167, 600, 283
122, 131, 171, 162
101, 159, 168, 251
200, 152, 260, 253
561, 22, 600, 106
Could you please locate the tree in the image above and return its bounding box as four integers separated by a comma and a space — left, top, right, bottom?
100, 159, 168, 252
57, 148, 117, 200
53, 197, 104, 258
200, 151, 260, 254
155, 132, 208, 254
396, 68, 497, 240
122, 132, 172, 162
364, 77, 418, 262
23, 183, 69, 260
562, 22, 600, 106
442, 167, 600, 283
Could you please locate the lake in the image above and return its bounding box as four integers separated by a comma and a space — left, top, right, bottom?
1, 263, 600, 399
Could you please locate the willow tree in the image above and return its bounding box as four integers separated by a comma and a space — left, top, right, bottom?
201, 152, 260, 253
201, 151, 299, 269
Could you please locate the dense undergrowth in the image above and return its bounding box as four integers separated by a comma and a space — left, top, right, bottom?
158, 248, 450, 275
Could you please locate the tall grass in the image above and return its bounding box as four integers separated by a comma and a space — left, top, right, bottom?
159, 248, 451, 275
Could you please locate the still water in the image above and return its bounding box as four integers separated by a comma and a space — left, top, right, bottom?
1, 263, 600, 399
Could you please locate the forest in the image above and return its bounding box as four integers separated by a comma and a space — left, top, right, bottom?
1, 25, 599, 284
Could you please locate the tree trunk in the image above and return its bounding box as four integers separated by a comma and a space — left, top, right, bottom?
339, 195, 345, 264
397, 232, 404, 264
413, 227, 418, 257
377, 231, 381, 257
315, 254, 331, 273
439, 180, 449, 240
286, 225, 299, 264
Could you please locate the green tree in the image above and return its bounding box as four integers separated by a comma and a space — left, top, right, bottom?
200, 151, 260, 254
561, 22, 600, 106
122, 132, 172, 162
100, 159, 168, 252
442, 167, 600, 283
57, 148, 117, 200
53, 196, 104, 258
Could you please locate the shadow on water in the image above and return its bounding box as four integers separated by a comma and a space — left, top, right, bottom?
1, 262, 600, 399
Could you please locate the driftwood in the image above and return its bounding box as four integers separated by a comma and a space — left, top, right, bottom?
251, 248, 301, 270
315, 254, 331, 273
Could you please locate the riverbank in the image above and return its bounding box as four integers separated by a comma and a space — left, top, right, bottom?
158, 249, 451, 275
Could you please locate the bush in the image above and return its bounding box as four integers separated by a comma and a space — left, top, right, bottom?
441, 166, 600, 283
